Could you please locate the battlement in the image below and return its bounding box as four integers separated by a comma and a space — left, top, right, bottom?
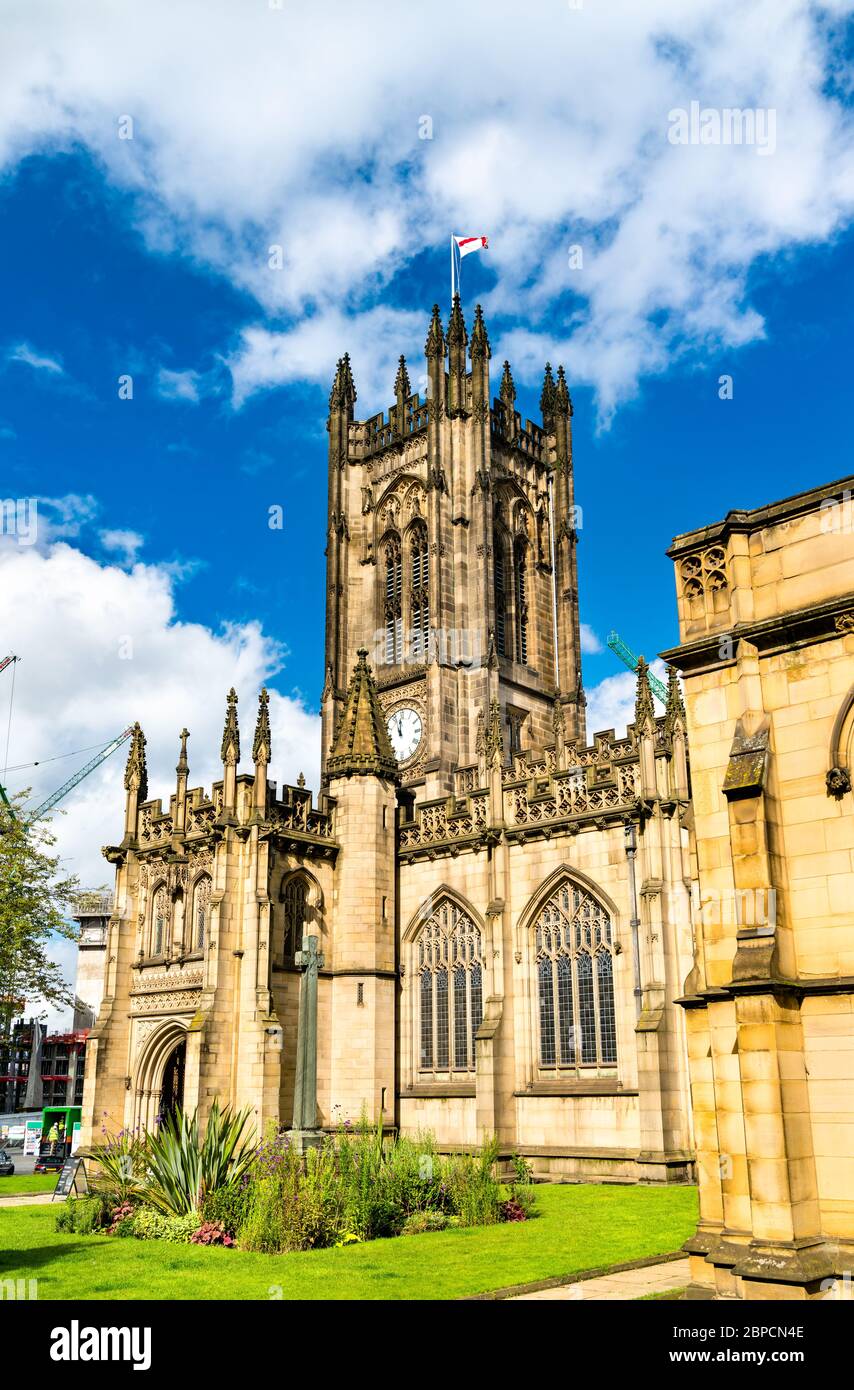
349, 391, 430, 458
401, 713, 679, 858
328, 300, 572, 474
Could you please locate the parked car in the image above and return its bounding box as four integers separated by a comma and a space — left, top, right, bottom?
0, 1150, 15, 1177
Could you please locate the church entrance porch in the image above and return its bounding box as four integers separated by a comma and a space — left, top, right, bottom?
130, 1020, 193, 1134
158, 1039, 186, 1127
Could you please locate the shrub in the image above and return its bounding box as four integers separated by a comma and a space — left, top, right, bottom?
401, 1210, 449, 1235
106, 1201, 137, 1237
237, 1174, 288, 1253
443, 1136, 502, 1227
499, 1197, 528, 1222
201, 1181, 252, 1237
510, 1152, 534, 1185
333, 1120, 449, 1238
333, 1232, 362, 1247
78, 1125, 147, 1205
131, 1207, 200, 1243
239, 1144, 344, 1253
190, 1221, 234, 1247
140, 1099, 255, 1216
55, 1195, 110, 1235
506, 1183, 537, 1220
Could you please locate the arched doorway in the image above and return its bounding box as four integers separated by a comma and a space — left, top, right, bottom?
158, 1039, 186, 1127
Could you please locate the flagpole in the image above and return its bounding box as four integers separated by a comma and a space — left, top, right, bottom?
450, 235, 455, 305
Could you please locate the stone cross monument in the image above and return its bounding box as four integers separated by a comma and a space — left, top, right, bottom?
290, 934, 324, 1151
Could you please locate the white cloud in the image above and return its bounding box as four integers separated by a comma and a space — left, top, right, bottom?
579, 623, 603, 655
229, 307, 426, 409
7, 342, 64, 374
156, 367, 202, 402
99, 528, 144, 566
0, 539, 321, 902
37, 494, 100, 541
0, 0, 850, 415
585, 659, 669, 739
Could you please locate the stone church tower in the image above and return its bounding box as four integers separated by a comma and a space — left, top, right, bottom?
82, 297, 696, 1184
321, 298, 584, 795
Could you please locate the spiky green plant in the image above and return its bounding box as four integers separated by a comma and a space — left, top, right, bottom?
78, 1124, 147, 1204
140, 1100, 255, 1216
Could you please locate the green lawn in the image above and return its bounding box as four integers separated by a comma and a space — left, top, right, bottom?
0, 1183, 697, 1301
0, 1174, 57, 1195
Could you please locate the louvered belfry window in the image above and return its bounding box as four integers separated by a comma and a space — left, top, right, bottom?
409, 524, 429, 659
494, 541, 507, 657
514, 538, 529, 664
384, 535, 402, 664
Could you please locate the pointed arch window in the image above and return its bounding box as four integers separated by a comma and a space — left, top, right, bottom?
534, 881, 617, 1069
383, 534, 402, 664
514, 537, 529, 664
151, 885, 168, 957
494, 534, 508, 657
409, 524, 429, 660
416, 900, 483, 1073
192, 875, 211, 952
282, 876, 308, 963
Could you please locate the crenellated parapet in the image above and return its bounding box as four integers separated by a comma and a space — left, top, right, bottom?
349, 391, 432, 460
268, 782, 336, 852
105, 696, 338, 871
399, 710, 689, 860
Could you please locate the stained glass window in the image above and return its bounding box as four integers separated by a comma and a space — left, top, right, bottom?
193, 875, 211, 951
416, 899, 484, 1074
534, 880, 617, 1070
283, 876, 307, 962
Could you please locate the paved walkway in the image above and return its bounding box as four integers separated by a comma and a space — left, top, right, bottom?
0, 1193, 54, 1208
511, 1257, 691, 1301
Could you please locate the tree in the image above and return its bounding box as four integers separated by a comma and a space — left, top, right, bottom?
0, 793, 82, 1035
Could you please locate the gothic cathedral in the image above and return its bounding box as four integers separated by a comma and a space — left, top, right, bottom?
82, 298, 696, 1182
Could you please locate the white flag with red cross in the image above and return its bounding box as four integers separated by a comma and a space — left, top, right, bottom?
454, 234, 489, 258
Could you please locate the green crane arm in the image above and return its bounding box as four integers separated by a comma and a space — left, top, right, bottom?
28, 727, 134, 822
606, 631, 668, 704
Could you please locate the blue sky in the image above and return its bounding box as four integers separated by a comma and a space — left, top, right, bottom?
2, 148, 852, 705
1, 0, 853, 909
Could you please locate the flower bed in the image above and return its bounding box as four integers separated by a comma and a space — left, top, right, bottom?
62, 1109, 535, 1253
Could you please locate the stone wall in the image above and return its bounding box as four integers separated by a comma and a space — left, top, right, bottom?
664, 474, 854, 1299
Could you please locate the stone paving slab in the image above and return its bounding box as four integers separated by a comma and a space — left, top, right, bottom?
0, 1193, 55, 1207
511, 1257, 691, 1301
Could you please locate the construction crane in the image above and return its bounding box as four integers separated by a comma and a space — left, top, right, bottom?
607, 631, 668, 704
0, 652, 133, 828
0, 655, 20, 820
27, 727, 134, 822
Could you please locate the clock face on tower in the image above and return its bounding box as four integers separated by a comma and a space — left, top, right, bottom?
386, 707, 423, 763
